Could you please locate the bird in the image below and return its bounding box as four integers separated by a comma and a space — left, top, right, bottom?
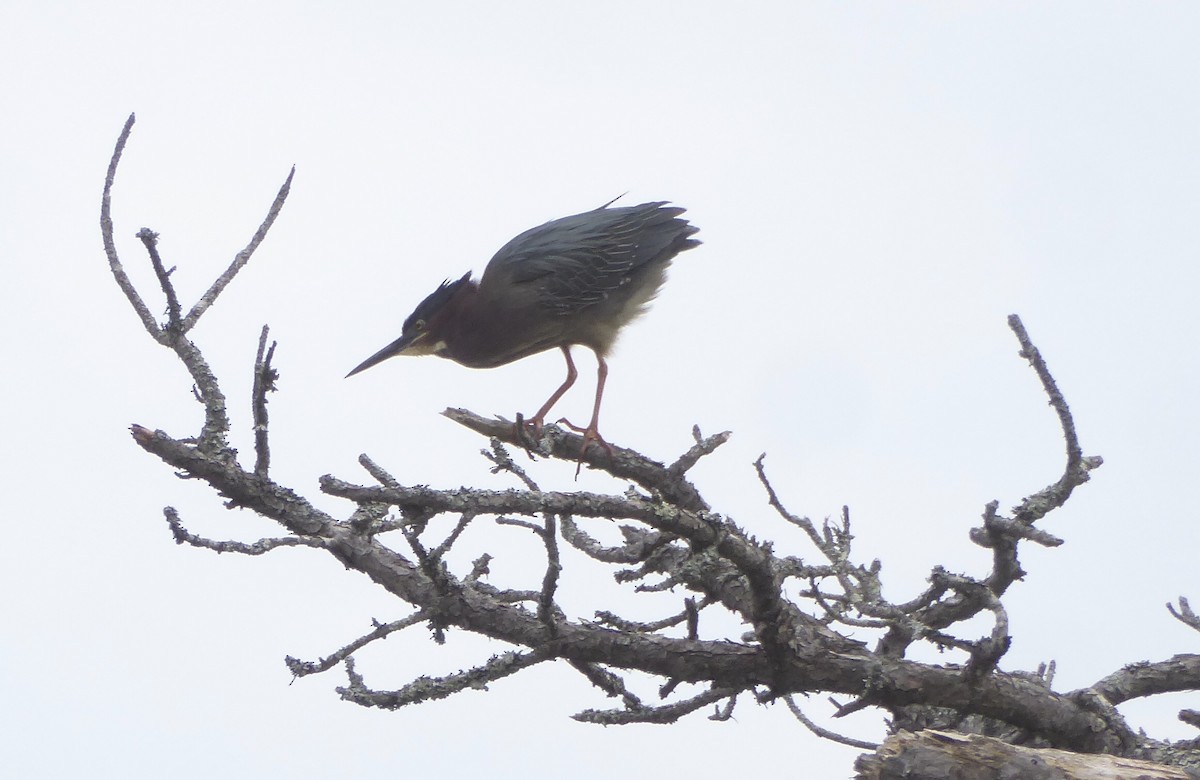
346, 200, 700, 455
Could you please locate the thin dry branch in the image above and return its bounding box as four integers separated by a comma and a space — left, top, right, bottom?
251, 325, 278, 477
483, 438, 542, 490
785, 695, 879, 750
136, 227, 183, 329
164, 507, 325, 555
573, 686, 740, 725
1169, 598, 1200, 632
427, 513, 476, 561
286, 611, 430, 678
595, 596, 715, 634
358, 453, 402, 489
1006, 314, 1104, 525
101, 113, 161, 340
338, 648, 557, 709
754, 454, 827, 550
876, 316, 1103, 659
180, 167, 295, 331
559, 515, 665, 564
568, 660, 644, 710
667, 426, 732, 477
536, 515, 562, 632
102, 118, 293, 458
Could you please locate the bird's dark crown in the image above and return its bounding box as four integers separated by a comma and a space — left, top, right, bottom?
403, 272, 473, 333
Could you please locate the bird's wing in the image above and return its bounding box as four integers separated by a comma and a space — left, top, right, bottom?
480, 202, 696, 316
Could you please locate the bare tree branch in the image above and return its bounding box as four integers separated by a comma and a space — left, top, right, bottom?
568, 660, 644, 710
573, 686, 740, 725
444, 407, 714, 512
595, 596, 715, 634
102, 120, 293, 459
668, 426, 732, 477
164, 507, 326, 555
100, 113, 162, 341
875, 316, 1104, 659
338, 649, 557, 709
180, 167, 295, 331
483, 438, 541, 490
286, 612, 430, 678
135, 227, 183, 329
103, 122, 1200, 774
251, 325, 277, 478
1169, 597, 1200, 632
1090, 655, 1200, 705
785, 695, 879, 750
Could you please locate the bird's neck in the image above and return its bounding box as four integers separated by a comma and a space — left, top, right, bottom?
438, 281, 495, 367
439, 281, 545, 369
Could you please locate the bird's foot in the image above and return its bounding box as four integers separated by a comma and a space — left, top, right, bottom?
556, 418, 615, 462
514, 414, 546, 452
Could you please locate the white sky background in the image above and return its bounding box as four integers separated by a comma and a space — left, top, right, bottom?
2, 2, 1198, 777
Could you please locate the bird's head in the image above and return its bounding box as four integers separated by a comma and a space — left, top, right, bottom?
345, 272, 473, 377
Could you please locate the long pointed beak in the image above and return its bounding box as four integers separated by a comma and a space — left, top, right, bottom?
345, 332, 420, 378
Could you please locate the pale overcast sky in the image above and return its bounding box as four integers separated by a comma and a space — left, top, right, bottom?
2, 3, 1198, 777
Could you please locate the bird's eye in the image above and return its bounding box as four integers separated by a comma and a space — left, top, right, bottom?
413, 319, 426, 332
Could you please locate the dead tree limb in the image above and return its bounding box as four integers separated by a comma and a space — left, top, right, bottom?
101, 118, 1199, 774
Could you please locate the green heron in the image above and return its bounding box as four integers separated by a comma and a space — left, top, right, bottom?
347, 200, 700, 452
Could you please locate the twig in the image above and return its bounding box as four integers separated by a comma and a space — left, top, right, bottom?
251, 325, 278, 478
1039, 660, 1057, 689
164, 507, 324, 554
338, 648, 557, 710
573, 686, 740, 725
685, 597, 699, 640
559, 514, 661, 564
568, 660, 644, 710
1168, 597, 1200, 632
878, 318, 1102, 659
100, 113, 163, 341
667, 429, 732, 477
484, 438, 541, 491
754, 455, 825, 549
136, 227, 182, 330
465, 554, 492, 583
181, 167, 295, 331
709, 694, 738, 721
537, 514, 562, 634
784, 695, 879, 749
428, 513, 476, 561
970, 508, 1064, 549
358, 454, 402, 489
285, 611, 430, 677
494, 513, 562, 634
1006, 314, 1103, 525
594, 596, 715, 633
1007, 314, 1082, 475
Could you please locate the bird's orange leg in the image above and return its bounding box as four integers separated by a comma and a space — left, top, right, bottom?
557, 353, 615, 460
524, 346, 578, 434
